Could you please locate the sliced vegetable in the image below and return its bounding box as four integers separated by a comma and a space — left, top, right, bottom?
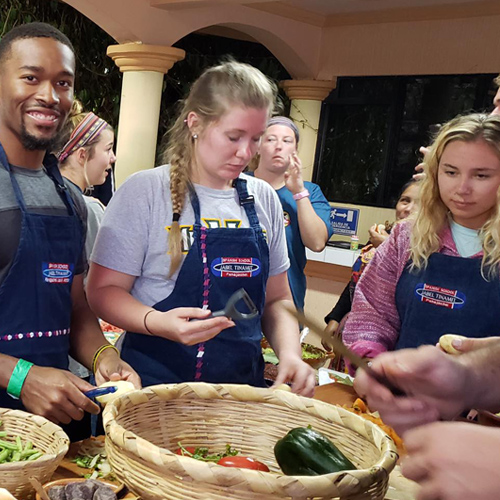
175, 446, 197, 456
175, 442, 239, 463
217, 456, 269, 471
0, 422, 43, 464
274, 426, 356, 476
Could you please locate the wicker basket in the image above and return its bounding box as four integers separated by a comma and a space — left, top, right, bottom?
103, 383, 398, 500
0, 408, 69, 499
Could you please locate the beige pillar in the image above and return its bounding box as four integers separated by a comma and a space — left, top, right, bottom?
281, 79, 337, 182
107, 43, 185, 186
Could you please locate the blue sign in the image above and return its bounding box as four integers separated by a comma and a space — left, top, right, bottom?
330, 207, 359, 236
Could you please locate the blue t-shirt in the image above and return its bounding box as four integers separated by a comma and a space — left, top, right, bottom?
277, 182, 333, 310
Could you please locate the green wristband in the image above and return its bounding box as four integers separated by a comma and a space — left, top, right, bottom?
7, 359, 34, 400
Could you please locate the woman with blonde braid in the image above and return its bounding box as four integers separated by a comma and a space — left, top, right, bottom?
86, 61, 315, 396
343, 113, 500, 363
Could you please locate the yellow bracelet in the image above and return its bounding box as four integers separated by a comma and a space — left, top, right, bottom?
92, 344, 120, 374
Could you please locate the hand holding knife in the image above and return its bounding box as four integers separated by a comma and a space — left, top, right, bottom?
283, 304, 406, 397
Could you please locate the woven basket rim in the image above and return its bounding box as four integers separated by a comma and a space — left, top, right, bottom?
0, 407, 70, 466
103, 382, 397, 487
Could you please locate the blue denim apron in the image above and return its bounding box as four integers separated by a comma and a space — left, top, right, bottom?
121, 178, 269, 387
395, 252, 500, 349
0, 143, 83, 409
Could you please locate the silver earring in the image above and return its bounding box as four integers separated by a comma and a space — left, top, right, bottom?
192, 134, 198, 140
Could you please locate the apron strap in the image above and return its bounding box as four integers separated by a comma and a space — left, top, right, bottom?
189, 177, 260, 231
0, 141, 77, 217
233, 177, 261, 230
43, 154, 78, 217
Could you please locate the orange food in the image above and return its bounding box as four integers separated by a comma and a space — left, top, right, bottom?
343, 398, 404, 450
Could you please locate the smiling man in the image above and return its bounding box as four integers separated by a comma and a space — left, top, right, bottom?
0, 23, 140, 438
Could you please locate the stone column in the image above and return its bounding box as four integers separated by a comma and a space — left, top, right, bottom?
107, 43, 185, 186
281, 79, 337, 182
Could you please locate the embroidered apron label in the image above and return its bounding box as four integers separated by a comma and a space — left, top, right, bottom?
415, 283, 466, 309
211, 257, 261, 278
42, 263, 74, 284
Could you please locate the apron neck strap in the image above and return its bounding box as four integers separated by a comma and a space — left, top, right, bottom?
0, 140, 77, 216
233, 177, 260, 229
189, 178, 260, 230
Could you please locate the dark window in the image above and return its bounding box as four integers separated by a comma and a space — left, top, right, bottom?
315, 74, 498, 207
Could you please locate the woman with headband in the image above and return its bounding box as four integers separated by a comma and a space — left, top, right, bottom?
58, 101, 116, 260
252, 117, 333, 312
86, 62, 315, 396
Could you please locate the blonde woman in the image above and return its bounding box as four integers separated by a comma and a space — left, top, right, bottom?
58, 101, 116, 260
86, 61, 315, 396
343, 113, 500, 361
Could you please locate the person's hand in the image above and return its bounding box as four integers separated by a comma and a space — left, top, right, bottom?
353, 345, 470, 434
321, 320, 339, 352
21, 366, 100, 425
94, 347, 142, 389
145, 307, 235, 345
368, 224, 389, 248
402, 422, 500, 500
413, 146, 430, 181
273, 355, 315, 397
284, 152, 305, 195
443, 336, 500, 355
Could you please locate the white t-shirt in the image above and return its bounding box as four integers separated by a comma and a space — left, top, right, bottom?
450, 218, 482, 257
91, 165, 289, 307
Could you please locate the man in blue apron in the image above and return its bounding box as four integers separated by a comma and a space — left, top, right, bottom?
0, 23, 140, 436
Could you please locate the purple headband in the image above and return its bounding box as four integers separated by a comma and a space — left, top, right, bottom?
267, 116, 300, 144
57, 112, 108, 163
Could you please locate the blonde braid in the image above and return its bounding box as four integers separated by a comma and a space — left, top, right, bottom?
164, 108, 195, 277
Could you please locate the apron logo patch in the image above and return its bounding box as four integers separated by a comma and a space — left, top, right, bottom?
211, 257, 261, 278
42, 263, 74, 284
415, 283, 466, 309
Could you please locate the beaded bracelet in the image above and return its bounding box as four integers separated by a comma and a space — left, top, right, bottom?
92, 344, 120, 374
7, 359, 34, 399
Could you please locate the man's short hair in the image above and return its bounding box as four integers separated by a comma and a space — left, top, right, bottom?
495, 74, 500, 88
0, 22, 74, 65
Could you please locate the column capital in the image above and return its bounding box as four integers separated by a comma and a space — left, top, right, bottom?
107, 43, 185, 73
281, 79, 337, 101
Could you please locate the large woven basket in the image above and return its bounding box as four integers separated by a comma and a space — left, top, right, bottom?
0, 408, 69, 499
103, 383, 398, 500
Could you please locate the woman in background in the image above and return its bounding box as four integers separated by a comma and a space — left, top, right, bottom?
58, 101, 116, 260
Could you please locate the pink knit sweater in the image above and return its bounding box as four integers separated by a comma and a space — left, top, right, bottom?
342, 220, 481, 359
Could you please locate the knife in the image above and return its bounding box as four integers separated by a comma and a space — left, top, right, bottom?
283, 304, 406, 396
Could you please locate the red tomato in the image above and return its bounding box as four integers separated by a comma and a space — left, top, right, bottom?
217, 456, 269, 472
175, 446, 196, 456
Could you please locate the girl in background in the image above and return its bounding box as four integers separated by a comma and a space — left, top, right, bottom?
58, 101, 116, 260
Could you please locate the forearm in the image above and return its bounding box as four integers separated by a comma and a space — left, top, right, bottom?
0, 354, 20, 390
296, 199, 329, 252
325, 282, 351, 323
262, 299, 301, 360
87, 285, 152, 336
69, 293, 110, 370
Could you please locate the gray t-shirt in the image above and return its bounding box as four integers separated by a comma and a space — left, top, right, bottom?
91, 165, 289, 307
83, 195, 105, 262
0, 164, 87, 286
